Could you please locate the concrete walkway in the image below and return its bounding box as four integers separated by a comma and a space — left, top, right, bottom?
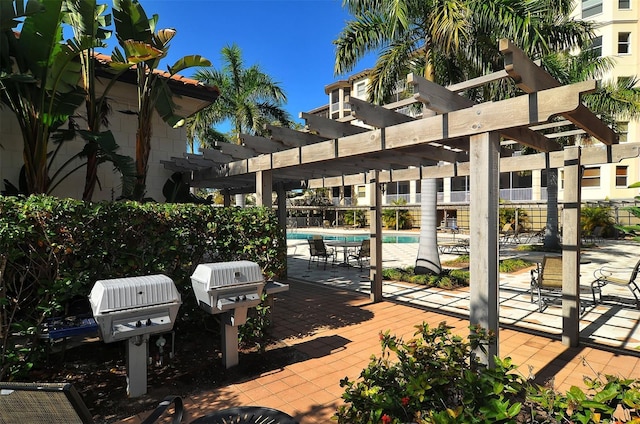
120, 232, 640, 423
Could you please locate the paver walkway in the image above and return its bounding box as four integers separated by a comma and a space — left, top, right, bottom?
120, 232, 640, 423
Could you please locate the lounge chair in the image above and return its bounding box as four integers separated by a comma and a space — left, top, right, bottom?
307, 238, 335, 269
347, 239, 370, 270
0, 382, 182, 423
591, 259, 640, 309
530, 256, 563, 312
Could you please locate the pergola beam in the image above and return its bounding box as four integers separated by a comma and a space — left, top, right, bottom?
300, 111, 369, 138
240, 134, 287, 153
348, 96, 416, 128
409, 73, 561, 152
500, 38, 617, 145
265, 124, 329, 147
198, 81, 596, 180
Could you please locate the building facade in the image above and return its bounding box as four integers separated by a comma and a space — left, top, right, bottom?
315, 2, 640, 229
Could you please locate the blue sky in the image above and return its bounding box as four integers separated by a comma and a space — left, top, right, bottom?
139, 0, 377, 127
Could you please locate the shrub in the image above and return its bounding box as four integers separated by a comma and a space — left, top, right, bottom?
381, 267, 469, 288
0, 195, 286, 379
337, 323, 640, 423
336, 323, 525, 423
581, 205, 615, 237
382, 199, 413, 229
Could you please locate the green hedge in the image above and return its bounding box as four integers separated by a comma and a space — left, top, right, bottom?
0, 195, 286, 378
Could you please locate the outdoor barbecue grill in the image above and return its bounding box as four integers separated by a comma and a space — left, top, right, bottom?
191, 260, 288, 368
89, 274, 182, 397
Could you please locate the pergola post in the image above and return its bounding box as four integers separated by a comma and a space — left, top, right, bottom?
562, 146, 582, 346
255, 170, 273, 207
275, 182, 287, 228
223, 190, 231, 207
370, 171, 383, 302
469, 131, 500, 365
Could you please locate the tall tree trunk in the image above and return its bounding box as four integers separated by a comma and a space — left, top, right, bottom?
415, 178, 442, 275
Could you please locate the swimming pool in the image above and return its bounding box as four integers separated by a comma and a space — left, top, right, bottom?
286, 232, 419, 244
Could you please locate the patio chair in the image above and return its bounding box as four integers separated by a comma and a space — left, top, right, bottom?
0, 382, 182, 423
499, 222, 519, 245
307, 238, 335, 269
190, 406, 298, 423
583, 226, 605, 245
348, 239, 370, 270
591, 259, 640, 309
530, 256, 563, 312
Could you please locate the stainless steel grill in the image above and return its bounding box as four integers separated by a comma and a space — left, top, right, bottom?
191, 261, 268, 368
191, 260, 265, 318
88, 274, 182, 397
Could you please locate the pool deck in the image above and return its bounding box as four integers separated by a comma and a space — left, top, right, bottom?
120, 231, 640, 423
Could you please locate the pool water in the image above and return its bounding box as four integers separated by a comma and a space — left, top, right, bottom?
287, 232, 419, 244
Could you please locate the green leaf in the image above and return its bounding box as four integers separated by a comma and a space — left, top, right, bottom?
169, 55, 211, 75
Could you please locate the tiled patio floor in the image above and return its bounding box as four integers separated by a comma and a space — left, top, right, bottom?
120, 234, 640, 423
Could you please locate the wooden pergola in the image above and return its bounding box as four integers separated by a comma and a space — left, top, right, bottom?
163, 40, 640, 359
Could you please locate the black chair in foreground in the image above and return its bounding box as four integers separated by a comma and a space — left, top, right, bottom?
190, 406, 298, 423
0, 382, 182, 424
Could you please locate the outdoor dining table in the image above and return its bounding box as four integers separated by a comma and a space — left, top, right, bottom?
325, 239, 363, 267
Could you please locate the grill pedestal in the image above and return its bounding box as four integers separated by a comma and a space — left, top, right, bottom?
89, 275, 181, 397
127, 335, 149, 398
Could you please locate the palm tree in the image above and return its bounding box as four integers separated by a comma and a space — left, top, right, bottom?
187, 44, 292, 147
110, 0, 212, 201
334, 0, 593, 274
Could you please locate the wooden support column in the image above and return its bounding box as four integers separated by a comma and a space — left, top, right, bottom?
561, 146, 581, 347
223, 190, 231, 207
255, 170, 273, 207
369, 170, 383, 302
275, 182, 287, 229
469, 131, 500, 365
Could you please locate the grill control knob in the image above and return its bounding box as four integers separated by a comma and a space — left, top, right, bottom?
235, 296, 240, 302
136, 320, 142, 328
242, 295, 247, 301
146, 318, 152, 326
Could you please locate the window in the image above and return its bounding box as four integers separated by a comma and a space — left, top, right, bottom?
619, 0, 630, 9
357, 185, 366, 198
618, 32, 631, 54
589, 35, 603, 57
616, 166, 628, 187
582, 0, 603, 17
617, 121, 629, 142
355, 81, 366, 99
582, 167, 601, 188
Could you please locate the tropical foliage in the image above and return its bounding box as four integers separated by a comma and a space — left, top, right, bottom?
581, 204, 615, 236
0, 0, 86, 194
62, 0, 136, 200
381, 198, 412, 230
337, 323, 640, 423
187, 44, 291, 148
109, 0, 212, 200
1, 0, 210, 200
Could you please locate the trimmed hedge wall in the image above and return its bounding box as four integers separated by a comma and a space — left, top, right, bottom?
0, 195, 286, 378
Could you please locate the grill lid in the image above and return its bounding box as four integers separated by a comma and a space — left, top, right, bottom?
191, 260, 263, 289
89, 274, 181, 315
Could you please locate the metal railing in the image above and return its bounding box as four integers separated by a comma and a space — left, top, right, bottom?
499, 188, 533, 202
